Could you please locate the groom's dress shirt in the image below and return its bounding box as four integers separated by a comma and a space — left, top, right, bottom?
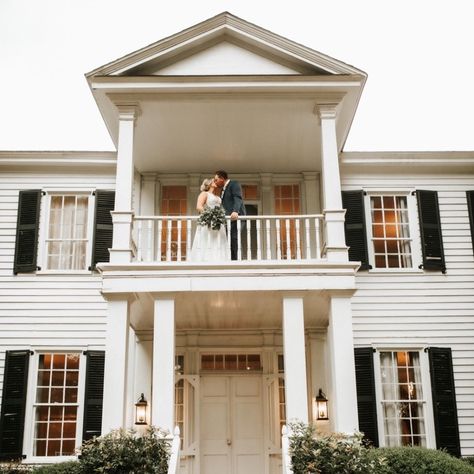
221, 179, 230, 198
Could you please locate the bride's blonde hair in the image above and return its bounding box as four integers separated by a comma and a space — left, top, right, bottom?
200, 178, 214, 192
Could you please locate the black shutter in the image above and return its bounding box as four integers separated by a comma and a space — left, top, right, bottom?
467, 191, 474, 251
82, 351, 105, 441
0, 350, 31, 460
428, 347, 461, 457
91, 191, 115, 269
342, 191, 370, 270
416, 190, 446, 273
13, 190, 41, 274
354, 347, 379, 446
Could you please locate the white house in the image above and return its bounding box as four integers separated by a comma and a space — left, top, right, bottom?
1, 12, 474, 473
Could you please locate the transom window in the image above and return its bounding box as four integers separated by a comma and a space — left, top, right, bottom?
368, 194, 413, 269
378, 351, 427, 447
201, 353, 262, 371
33, 353, 81, 456
45, 194, 91, 270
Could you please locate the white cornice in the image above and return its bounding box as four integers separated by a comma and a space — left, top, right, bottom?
340, 151, 474, 167
86, 12, 367, 78
0, 151, 117, 168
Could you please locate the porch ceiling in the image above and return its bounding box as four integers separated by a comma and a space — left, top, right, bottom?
132, 97, 322, 173
131, 290, 330, 331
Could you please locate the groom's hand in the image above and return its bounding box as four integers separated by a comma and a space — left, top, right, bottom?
230, 212, 239, 221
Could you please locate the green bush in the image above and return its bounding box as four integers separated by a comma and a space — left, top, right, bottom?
464, 457, 474, 467
78, 426, 170, 474
289, 422, 386, 474
0, 462, 32, 474
369, 447, 474, 474
32, 461, 80, 474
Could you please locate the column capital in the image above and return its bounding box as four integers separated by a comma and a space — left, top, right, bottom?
259, 172, 273, 189
116, 102, 141, 121
314, 102, 339, 121
302, 171, 319, 182
142, 172, 157, 183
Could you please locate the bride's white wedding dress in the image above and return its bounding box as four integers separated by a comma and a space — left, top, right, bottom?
189, 192, 230, 262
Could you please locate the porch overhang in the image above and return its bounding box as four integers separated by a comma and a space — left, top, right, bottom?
87, 76, 365, 173
86, 12, 367, 173
98, 260, 359, 295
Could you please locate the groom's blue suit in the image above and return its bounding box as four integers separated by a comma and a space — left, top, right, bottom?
221, 180, 246, 260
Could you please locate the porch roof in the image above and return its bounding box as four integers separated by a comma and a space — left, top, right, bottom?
86, 12, 367, 174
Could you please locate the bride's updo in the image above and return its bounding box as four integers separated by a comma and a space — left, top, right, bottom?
200, 178, 213, 192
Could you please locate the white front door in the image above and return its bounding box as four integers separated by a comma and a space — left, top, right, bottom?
200, 375, 264, 474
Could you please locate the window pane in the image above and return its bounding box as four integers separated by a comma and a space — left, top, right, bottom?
379, 351, 426, 447
370, 195, 412, 268
47, 195, 89, 270
34, 353, 80, 457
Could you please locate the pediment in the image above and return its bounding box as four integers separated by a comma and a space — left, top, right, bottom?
87, 12, 365, 78
134, 41, 303, 76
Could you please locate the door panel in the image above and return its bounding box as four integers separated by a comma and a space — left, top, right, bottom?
200, 376, 264, 474
200, 377, 232, 473
232, 377, 264, 474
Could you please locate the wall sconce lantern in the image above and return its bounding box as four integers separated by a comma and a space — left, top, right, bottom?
315, 389, 329, 420
135, 393, 148, 425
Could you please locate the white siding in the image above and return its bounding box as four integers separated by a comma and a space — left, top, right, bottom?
0, 169, 115, 405
342, 169, 474, 455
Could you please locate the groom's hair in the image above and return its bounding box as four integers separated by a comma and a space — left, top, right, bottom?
215, 170, 228, 180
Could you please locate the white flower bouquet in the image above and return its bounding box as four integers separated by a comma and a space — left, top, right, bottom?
197, 206, 227, 230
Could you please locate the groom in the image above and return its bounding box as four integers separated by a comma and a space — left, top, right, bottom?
214, 170, 246, 260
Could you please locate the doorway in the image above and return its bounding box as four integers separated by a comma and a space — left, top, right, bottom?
200, 375, 264, 474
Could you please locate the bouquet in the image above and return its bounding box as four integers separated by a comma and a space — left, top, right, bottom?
197, 206, 227, 230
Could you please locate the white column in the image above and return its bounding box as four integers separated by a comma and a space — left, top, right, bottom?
303, 171, 320, 214
109, 103, 140, 264
259, 173, 273, 215
140, 174, 157, 215
326, 295, 358, 433
282, 297, 308, 423
315, 102, 348, 262
102, 299, 130, 433
152, 298, 175, 433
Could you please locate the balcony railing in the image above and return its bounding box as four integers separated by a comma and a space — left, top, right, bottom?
132, 214, 325, 263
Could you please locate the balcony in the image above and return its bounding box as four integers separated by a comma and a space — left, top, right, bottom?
133, 213, 325, 264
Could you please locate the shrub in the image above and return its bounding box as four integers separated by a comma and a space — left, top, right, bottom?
367, 447, 474, 474
0, 462, 32, 474
32, 461, 81, 474
78, 426, 171, 474
464, 457, 474, 467
289, 422, 387, 474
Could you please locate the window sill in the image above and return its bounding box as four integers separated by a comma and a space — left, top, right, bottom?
36, 270, 95, 275
24, 455, 77, 464
366, 267, 424, 274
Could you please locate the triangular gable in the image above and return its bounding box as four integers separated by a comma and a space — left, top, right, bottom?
136, 41, 302, 76
86, 12, 365, 78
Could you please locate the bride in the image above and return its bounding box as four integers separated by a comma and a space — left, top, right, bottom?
189, 178, 230, 262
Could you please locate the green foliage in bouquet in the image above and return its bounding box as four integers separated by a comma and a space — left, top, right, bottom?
197, 206, 226, 230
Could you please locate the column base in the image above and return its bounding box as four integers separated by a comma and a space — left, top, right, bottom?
109, 248, 134, 264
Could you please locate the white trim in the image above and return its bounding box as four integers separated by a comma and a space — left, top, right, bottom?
86, 12, 366, 78
39, 191, 96, 272
364, 190, 422, 272
23, 350, 87, 462
373, 348, 435, 449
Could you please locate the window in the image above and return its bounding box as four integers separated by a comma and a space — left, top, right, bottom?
33, 353, 82, 456
274, 185, 301, 259
277, 354, 286, 433
365, 193, 420, 269
160, 186, 187, 261
43, 194, 93, 270
200, 353, 262, 371
377, 351, 427, 447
